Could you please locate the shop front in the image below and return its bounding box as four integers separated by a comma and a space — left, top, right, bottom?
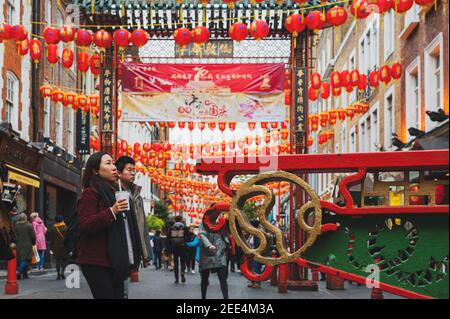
0, 127, 42, 215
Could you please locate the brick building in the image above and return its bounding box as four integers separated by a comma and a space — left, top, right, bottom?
308, 2, 448, 200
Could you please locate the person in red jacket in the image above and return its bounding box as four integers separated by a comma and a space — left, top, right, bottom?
76, 152, 143, 299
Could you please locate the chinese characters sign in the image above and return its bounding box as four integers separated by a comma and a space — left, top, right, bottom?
121, 63, 285, 122
294, 68, 306, 133
100, 63, 114, 132
175, 40, 234, 58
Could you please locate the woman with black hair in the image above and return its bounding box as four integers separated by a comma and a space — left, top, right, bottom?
76, 152, 143, 299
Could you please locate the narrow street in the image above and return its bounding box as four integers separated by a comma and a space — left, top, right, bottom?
1, 267, 404, 299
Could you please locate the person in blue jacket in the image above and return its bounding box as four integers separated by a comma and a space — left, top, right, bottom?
185, 227, 200, 273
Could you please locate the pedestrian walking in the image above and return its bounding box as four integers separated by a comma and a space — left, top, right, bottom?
30, 212, 47, 270
247, 220, 263, 288
152, 229, 163, 269
116, 156, 152, 268
76, 151, 143, 299
198, 222, 229, 299
167, 215, 189, 284
49, 215, 69, 280
13, 213, 35, 279
185, 226, 199, 274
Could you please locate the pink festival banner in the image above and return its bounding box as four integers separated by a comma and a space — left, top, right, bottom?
121, 63, 286, 122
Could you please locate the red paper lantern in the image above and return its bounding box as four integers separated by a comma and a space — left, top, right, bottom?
307, 137, 314, 147
310, 72, 321, 90
12, 25, 28, 41
350, 69, 360, 87
326, 6, 348, 27
249, 20, 270, 40
218, 122, 227, 132
395, 0, 414, 13
208, 122, 216, 131
51, 90, 65, 104
131, 29, 149, 47
167, 122, 176, 129
229, 22, 248, 42
46, 44, 59, 64
369, 70, 380, 88
345, 84, 354, 93
248, 122, 256, 130
0, 23, 13, 42
90, 54, 101, 76
391, 62, 403, 79
415, 0, 435, 5
29, 38, 43, 65
338, 109, 346, 121
188, 122, 196, 131
94, 30, 113, 51
332, 86, 342, 97
340, 70, 351, 87
346, 106, 355, 119
77, 52, 90, 73
198, 122, 206, 131
350, 0, 371, 19
40, 85, 52, 98
64, 92, 77, 107
285, 13, 306, 37
43, 27, 60, 45
192, 26, 210, 44
320, 82, 331, 99
306, 11, 326, 31
61, 47, 74, 69
174, 28, 192, 47
228, 122, 236, 131
379, 65, 392, 84
358, 74, 367, 91
308, 86, 319, 101
113, 28, 131, 49
60, 25, 75, 43
17, 37, 29, 56
330, 71, 341, 88
134, 143, 142, 155
178, 122, 186, 129
75, 29, 93, 47
261, 122, 268, 129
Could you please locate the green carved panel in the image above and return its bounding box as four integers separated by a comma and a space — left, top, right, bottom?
305, 213, 449, 299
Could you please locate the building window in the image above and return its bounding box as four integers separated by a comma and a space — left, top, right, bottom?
349, 127, 356, 153
348, 51, 356, 104
341, 121, 347, 153
46, 0, 52, 23
6, 72, 19, 131
56, 104, 63, 146
359, 104, 379, 152
384, 88, 395, 148
424, 33, 443, 130
68, 109, 74, 154
7, 0, 18, 25
359, 17, 379, 74
43, 99, 51, 137
405, 58, 420, 141
383, 9, 394, 61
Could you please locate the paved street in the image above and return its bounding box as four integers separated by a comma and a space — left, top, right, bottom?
0, 266, 404, 299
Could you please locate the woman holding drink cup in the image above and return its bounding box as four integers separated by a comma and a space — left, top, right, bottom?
76, 152, 143, 299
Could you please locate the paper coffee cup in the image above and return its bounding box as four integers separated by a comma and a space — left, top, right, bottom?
115, 191, 130, 211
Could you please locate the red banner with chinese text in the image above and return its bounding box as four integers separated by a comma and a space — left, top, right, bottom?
121, 63, 286, 122
121, 63, 284, 93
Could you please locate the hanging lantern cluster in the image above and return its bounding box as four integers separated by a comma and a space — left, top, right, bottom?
39, 85, 100, 115
308, 62, 403, 102
173, 26, 210, 47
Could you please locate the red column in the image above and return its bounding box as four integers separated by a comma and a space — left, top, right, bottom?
278, 263, 288, 293
4, 248, 18, 295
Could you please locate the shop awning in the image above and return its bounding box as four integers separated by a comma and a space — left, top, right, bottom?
6, 164, 40, 188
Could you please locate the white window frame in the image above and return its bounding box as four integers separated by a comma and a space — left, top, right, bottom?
7, 0, 19, 26
399, 3, 420, 40
359, 102, 380, 152
43, 98, 51, 138
6, 71, 19, 132
405, 57, 421, 142
55, 104, 63, 147
384, 85, 396, 149
341, 120, 347, 153
348, 50, 356, 104
68, 108, 75, 154
424, 32, 444, 131
46, 0, 52, 24
349, 126, 356, 153
359, 15, 379, 75
383, 9, 395, 61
